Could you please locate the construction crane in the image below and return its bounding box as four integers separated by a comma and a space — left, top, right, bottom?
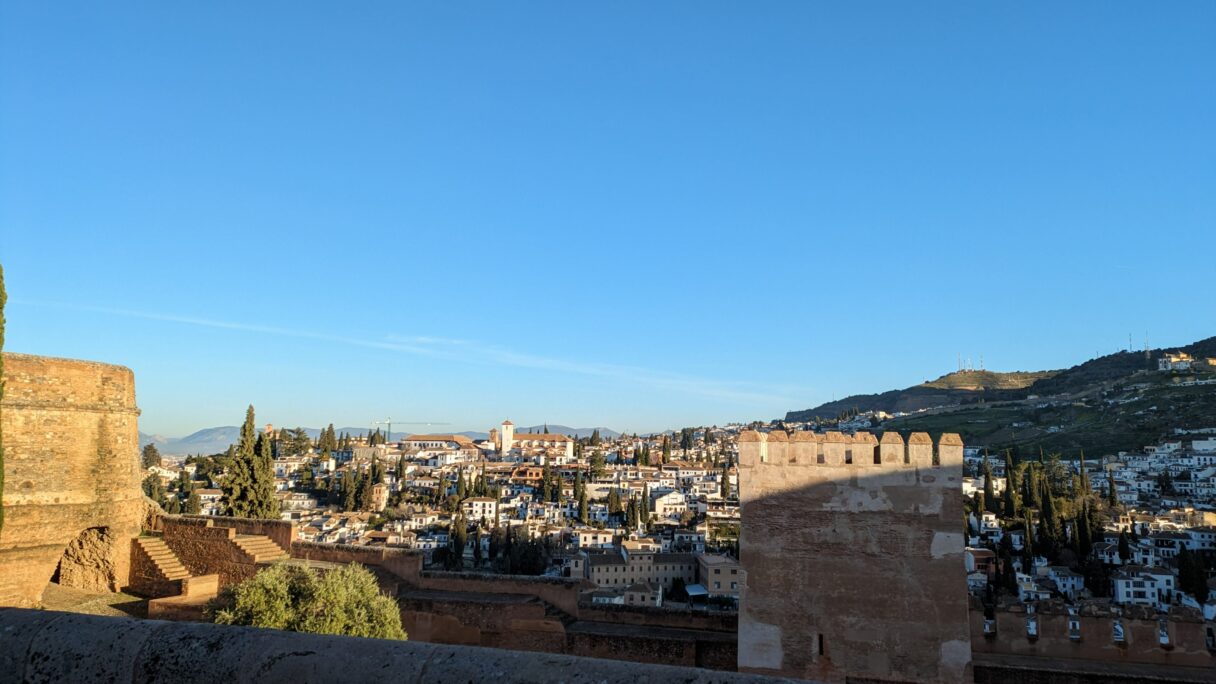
372, 418, 452, 442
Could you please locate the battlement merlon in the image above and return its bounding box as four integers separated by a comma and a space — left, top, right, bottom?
737, 429, 964, 477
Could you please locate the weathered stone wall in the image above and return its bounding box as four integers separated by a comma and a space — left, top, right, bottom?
736, 430, 971, 683
970, 603, 1213, 669
0, 353, 143, 607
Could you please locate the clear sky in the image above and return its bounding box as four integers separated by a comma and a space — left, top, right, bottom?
2, 3, 1213, 437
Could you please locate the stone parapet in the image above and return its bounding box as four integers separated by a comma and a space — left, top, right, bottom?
0, 608, 802, 683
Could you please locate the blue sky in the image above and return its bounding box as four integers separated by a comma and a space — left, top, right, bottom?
2, 3, 1213, 436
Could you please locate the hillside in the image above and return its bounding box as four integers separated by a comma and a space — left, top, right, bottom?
795, 335, 1216, 459
784, 369, 1056, 422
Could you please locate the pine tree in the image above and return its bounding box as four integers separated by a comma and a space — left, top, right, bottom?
141, 443, 162, 470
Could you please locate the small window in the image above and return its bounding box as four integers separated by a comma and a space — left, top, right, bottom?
816, 453, 825, 464
817, 634, 824, 656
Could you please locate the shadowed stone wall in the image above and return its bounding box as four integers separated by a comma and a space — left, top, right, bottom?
0, 353, 143, 607
0, 608, 800, 684
737, 429, 971, 683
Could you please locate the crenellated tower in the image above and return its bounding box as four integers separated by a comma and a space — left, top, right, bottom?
736, 429, 970, 683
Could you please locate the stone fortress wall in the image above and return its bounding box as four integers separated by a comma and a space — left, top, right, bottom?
0, 353, 144, 607
736, 429, 971, 683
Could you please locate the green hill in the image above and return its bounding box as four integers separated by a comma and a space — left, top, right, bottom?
792, 335, 1216, 459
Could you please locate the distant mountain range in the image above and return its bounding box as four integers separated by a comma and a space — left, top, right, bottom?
139, 424, 621, 456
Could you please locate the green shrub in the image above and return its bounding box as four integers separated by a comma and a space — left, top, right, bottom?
212, 563, 405, 640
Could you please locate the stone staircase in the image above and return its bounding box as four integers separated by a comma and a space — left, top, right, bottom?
234, 534, 289, 563
135, 536, 191, 581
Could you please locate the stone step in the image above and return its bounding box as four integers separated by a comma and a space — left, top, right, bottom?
137, 537, 194, 583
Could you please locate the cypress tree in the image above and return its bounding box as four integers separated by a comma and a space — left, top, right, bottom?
186, 488, 202, 514
1002, 452, 1019, 518
249, 431, 280, 519
1107, 473, 1119, 509
343, 472, 360, 511
1038, 479, 1060, 559
358, 469, 375, 511
473, 528, 483, 567
221, 407, 259, 518
577, 478, 589, 525
982, 454, 997, 514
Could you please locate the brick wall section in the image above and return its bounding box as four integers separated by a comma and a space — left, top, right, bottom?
414, 571, 590, 617
0, 353, 144, 607
736, 430, 971, 683
181, 514, 295, 552
290, 541, 423, 585
577, 604, 736, 633
160, 517, 259, 588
